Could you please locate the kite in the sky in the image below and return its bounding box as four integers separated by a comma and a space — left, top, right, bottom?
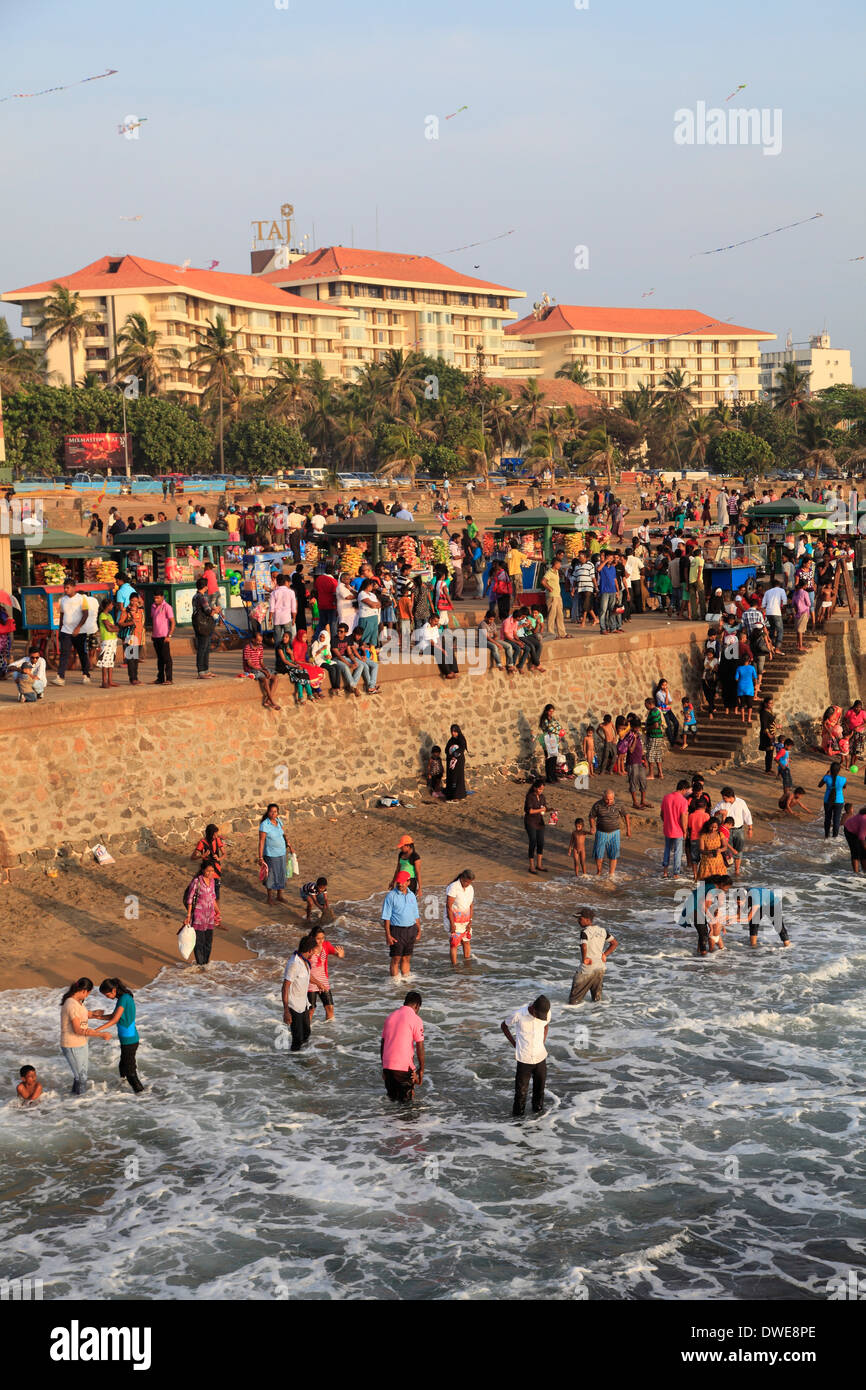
0, 67, 117, 103
118, 117, 147, 135
691, 212, 823, 257
119, 214, 142, 221
725, 83, 747, 101
445, 105, 469, 120
176, 259, 191, 273
641, 289, 655, 298
446, 228, 515, 253
205, 260, 220, 270
845, 255, 864, 262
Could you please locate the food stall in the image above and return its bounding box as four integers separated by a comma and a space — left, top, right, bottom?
12, 529, 112, 642
487, 507, 589, 605
321, 517, 436, 586
111, 522, 238, 626
746, 501, 833, 577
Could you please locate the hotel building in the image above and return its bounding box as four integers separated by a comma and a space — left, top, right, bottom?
759, 333, 853, 396
254, 245, 533, 379
1, 255, 351, 398
505, 304, 775, 408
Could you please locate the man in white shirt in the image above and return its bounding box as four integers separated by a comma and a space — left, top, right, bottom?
281, 937, 314, 1052
395, 505, 413, 522
624, 548, 644, 614
444, 869, 475, 966
196, 506, 213, 528
569, 907, 618, 1004
761, 580, 788, 648
268, 574, 297, 647
53, 579, 94, 685
448, 535, 464, 600
711, 786, 753, 867
287, 508, 304, 561
311, 510, 327, 534
501, 994, 551, 1117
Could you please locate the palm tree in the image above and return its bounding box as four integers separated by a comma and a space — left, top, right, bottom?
457, 423, 489, 481
351, 361, 389, 423
75, 372, 105, 390
110, 310, 180, 396
659, 367, 698, 421
188, 315, 248, 470
333, 411, 372, 470
379, 348, 426, 417
515, 378, 546, 434
302, 379, 339, 463
771, 361, 812, 422
709, 401, 734, 428
265, 358, 314, 426
555, 360, 592, 387
0, 319, 44, 392
378, 424, 423, 484
794, 411, 836, 482
36, 284, 100, 386
585, 426, 620, 491
681, 414, 717, 468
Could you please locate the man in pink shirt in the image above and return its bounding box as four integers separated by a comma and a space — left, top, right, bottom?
150, 589, 175, 685
380, 991, 424, 1103
660, 778, 690, 878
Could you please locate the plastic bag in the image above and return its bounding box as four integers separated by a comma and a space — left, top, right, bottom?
290, 852, 300, 877
178, 924, 196, 961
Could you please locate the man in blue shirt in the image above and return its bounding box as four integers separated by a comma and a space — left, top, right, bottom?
382, 871, 421, 978
597, 553, 620, 634
115, 573, 136, 611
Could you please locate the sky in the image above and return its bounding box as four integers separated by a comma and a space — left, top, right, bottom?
2, 0, 865, 376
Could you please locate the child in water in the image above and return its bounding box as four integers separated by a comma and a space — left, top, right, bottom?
16, 1065, 42, 1103
779, 785, 810, 815
568, 817, 587, 876
301, 876, 330, 921
426, 745, 445, 799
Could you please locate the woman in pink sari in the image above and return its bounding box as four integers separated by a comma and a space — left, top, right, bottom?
821, 706, 850, 762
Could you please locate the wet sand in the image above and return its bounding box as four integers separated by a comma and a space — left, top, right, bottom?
0, 751, 833, 991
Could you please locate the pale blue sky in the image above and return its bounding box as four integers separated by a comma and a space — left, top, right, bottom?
2, 0, 864, 373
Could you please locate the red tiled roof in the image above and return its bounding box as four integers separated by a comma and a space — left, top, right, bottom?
487, 377, 600, 411
2, 255, 347, 314
506, 304, 774, 339
259, 246, 520, 296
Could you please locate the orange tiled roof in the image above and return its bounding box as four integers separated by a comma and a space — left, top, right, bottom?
2, 254, 347, 314
259, 246, 520, 296
506, 304, 773, 339
487, 377, 600, 410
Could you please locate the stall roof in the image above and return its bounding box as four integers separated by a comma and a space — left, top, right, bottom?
322, 517, 431, 539
747, 500, 832, 519
494, 506, 585, 529
10, 527, 104, 553
113, 522, 229, 546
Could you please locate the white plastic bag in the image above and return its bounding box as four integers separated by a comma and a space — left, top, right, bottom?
290, 852, 300, 877
178, 924, 196, 961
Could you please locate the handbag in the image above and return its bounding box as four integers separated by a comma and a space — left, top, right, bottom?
259, 862, 268, 883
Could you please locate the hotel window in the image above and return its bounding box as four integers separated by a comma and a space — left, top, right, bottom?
298, 339, 310, 353
314, 340, 328, 353
376, 331, 386, 344
167, 295, 187, 315
726, 342, 737, 353
599, 357, 608, 366
375, 311, 386, 324
329, 283, 343, 297
248, 310, 271, 330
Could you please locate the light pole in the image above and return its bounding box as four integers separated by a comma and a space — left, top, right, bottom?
119, 374, 139, 479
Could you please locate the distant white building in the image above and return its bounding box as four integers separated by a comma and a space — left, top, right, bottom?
759, 333, 853, 396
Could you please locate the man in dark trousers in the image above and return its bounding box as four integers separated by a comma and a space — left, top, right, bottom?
380, 991, 424, 1102
501, 994, 551, 1117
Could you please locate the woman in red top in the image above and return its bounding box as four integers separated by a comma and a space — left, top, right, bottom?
291, 630, 325, 691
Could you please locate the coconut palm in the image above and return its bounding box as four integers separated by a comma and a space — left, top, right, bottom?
333, 411, 372, 470
658, 367, 698, 421
377, 424, 423, 484
379, 348, 426, 417
0, 319, 44, 392
188, 315, 248, 470
794, 411, 836, 482
555, 360, 592, 387
585, 426, 621, 491
265, 357, 312, 426
110, 311, 180, 396
515, 378, 546, 434
771, 362, 812, 421
681, 414, 718, 467
35, 284, 101, 387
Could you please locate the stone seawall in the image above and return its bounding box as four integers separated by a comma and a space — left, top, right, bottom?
4, 618, 862, 873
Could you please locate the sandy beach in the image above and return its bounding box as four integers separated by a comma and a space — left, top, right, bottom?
2, 751, 831, 991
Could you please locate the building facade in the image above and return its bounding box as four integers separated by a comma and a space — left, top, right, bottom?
505, 303, 775, 408
2, 255, 350, 398
759, 334, 853, 396
255, 246, 534, 379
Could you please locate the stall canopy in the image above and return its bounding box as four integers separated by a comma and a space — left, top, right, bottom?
747, 501, 832, 519
10, 527, 106, 556
493, 506, 587, 566
113, 521, 229, 550
322, 516, 431, 563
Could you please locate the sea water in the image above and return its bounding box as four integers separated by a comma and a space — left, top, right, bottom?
1, 815, 865, 1301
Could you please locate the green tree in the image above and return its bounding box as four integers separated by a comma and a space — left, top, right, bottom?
36, 284, 101, 387
770, 361, 811, 422
0, 318, 44, 393
129, 397, 214, 474
223, 415, 311, 475
554, 360, 592, 387
706, 429, 774, 478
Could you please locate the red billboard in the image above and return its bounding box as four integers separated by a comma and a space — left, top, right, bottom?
64, 433, 130, 472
